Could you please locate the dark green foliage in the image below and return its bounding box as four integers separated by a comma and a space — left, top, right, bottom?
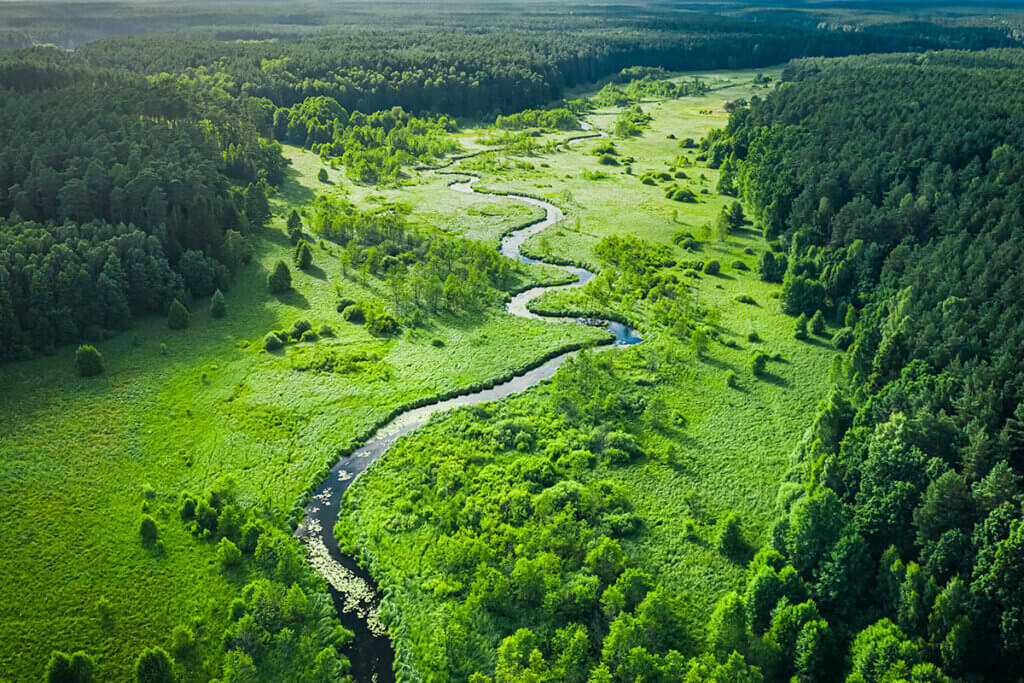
751, 351, 768, 377
267, 261, 291, 294
809, 310, 826, 336
317, 168, 328, 183
75, 345, 104, 377
715, 512, 747, 561
299, 330, 319, 343
703, 259, 720, 275
139, 514, 158, 543
134, 647, 174, 683
210, 289, 227, 319
793, 313, 808, 340
366, 310, 399, 335
318, 324, 334, 338
598, 154, 619, 166
294, 240, 313, 270
263, 333, 284, 351
833, 327, 854, 350
340, 305, 365, 324
45, 650, 97, 683
732, 260, 749, 271
217, 538, 242, 569
166, 299, 189, 330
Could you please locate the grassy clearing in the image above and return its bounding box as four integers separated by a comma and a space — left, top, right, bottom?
338, 66, 838, 675
0, 144, 603, 679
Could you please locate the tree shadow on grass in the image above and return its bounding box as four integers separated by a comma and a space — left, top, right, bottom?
276, 289, 311, 310
758, 371, 791, 388
303, 263, 328, 281
277, 165, 316, 206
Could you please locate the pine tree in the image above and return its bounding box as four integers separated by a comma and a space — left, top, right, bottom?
268, 260, 292, 294
294, 240, 313, 270
167, 299, 190, 330
210, 289, 227, 318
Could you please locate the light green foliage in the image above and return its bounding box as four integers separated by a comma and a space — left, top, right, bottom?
210, 289, 227, 319
75, 345, 104, 377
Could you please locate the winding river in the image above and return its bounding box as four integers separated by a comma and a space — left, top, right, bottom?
296, 125, 640, 682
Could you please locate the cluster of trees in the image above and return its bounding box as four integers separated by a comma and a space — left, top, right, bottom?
307, 196, 518, 320
693, 49, 1024, 680
338, 351, 715, 681
592, 76, 708, 107
614, 106, 653, 138
274, 100, 458, 183
495, 107, 579, 131
0, 51, 280, 359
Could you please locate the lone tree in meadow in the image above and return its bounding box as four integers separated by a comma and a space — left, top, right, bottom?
294, 240, 313, 270
139, 514, 158, 543
794, 313, 809, 340
317, 168, 329, 183
75, 345, 104, 377
810, 309, 826, 336
167, 299, 190, 330
286, 210, 302, 244
268, 260, 292, 294
135, 646, 175, 683
210, 289, 226, 319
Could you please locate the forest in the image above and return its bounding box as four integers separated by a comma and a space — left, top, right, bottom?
3, 2, 1024, 683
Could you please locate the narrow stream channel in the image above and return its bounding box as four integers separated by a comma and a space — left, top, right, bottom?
296, 126, 640, 682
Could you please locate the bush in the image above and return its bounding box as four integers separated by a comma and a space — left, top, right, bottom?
294, 240, 313, 270
210, 289, 226, 318
317, 168, 329, 183
715, 512, 747, 561
263, 333, 284, 351
318, 324, 335, 337
810, 309, 826, 335
75, 345, 104, 377
703, 260, 720, 275
268, 260, 292, 293
598, 154, 619, 166
751, 351, 769, 377
341, 305, 365, 323
300, 330, 319, 343
217, 538, 242, 569
366, 311, 400, 336
170, 625, 195, 656
726, 371, 739, 389
669, 187, 697, 202
291, 319, 312, 338
336, 298, 356, 313
734, 294, 755, 305
135, 646, 174, 683
794, 313, 809, 340
139, 514, 158, 543
45, 650, 97, 683
747, 331, 761, 343
167, 299, 190, 330
833, 327, 855, 350
732, 260, 749, 271
431, 338, 445, 347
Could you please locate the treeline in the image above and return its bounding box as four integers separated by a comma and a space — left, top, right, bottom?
0, 51, 285, 360
698, 49, 1024, 680
274, 100, 459, 183
70, 13, 962, 119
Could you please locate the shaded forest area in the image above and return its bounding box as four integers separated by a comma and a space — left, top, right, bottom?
700, 49, 1024, 680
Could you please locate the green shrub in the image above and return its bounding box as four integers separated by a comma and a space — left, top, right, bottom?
210, 289, 226, 318
794, 313, 809, 340
734, 294, 755, 305
641, 175, 657, 186
167, 299, 190, 330
833, 327, 854, 350
139, 514, 158, 543
318, 324, 335, 338
747, 331, 761, 343
317, 168, 329, 183
669, 187, 697, 202
300, 330, 319, 343
810, 309, 826, 335
715, 512, 747, 561
752, 351, 769, 377
75, 345, 104, 377
336, 298, 356, 312
45, 651, 97, 683
598, 154, 619, 166
726, 370, 739, 389
291, 319, 312, 338
431, 338, 445, 347
732, 260, 749, 271
170, 625, 195, 656
366, 311, 400, 336
268, 260, 291, 293
294, 240, 313, 270
217, 538, 242, 569
703, 259, 720, 275
341, 305, 365, 323
134, 646, 174, 683
263, 333, 284, 351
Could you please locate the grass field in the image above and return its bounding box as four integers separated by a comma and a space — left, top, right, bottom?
335, 66, 839, 675
0, 143, 603, 679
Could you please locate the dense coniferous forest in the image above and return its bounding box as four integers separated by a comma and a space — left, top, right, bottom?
5, 2, 1024, 682
701, 48, 1024, 680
